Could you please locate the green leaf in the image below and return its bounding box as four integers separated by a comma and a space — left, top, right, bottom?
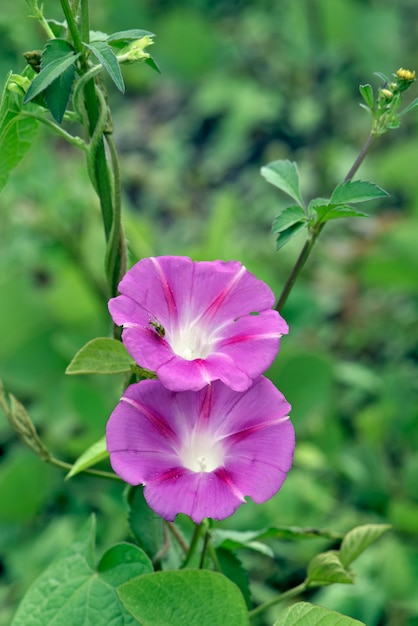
40, 39, 77, 122
145, 56, 161, 74
330, 180, 388, 205
306, 551, 354, 587
275, 221, 307, 251
85, 41, 125, 93
273, 602, 365, 626
24, 41, 80, 104
399, 96, 418, 117
127, 485, 165, 562
261, 160, 304, 206
66, 435, 109, 479
66, 337, 134, 374
339, 524, 391, 568
118, 570, 249, 626
12, 516, 153, 626
216, 548, 252, 609
272, 205, 307, 233
314, 204, 369, 223
107, 29, 155, 45
359, 83, 374, 109
374, 71, 389, 84
0, 70, 39, 192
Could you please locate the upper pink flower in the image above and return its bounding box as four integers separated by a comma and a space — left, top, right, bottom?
108, 256, 288, 392
106, 377, 294, 523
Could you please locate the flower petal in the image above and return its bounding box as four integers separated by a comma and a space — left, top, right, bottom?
109, 256, 288, 391
106, 378, 294, 522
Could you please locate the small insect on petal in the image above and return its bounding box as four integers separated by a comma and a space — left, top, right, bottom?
149, 318, 166, 337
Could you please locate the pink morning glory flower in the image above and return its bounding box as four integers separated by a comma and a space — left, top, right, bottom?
108, 256, 288, 392
106, 377, 294, 523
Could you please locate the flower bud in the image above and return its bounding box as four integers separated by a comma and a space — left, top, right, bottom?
117, 36, 154, 64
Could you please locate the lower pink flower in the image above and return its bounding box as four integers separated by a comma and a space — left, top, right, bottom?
106, 377, 294, 523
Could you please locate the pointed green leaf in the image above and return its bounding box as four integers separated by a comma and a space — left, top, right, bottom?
66, 337, 135, 374
12, 516, 152, 626
374, 71, 389, 83
339, 524, 391, 568
107, 29, 155, 45
273, 602, 365, 626
261, 160, 304, 206
0, 70, 39, 192
330, 180, 388, 205
127, 485, 165, 562
216, 549, 252, 608
85, 41, 125, 93
214, 526, 343, 551
66, 436, 109, 479
306, 551, 354, 586
24, 42, 80, 104
399, 97, 418, 117
359, 84, 374, 109
272, 205, 307, 233
145, 56, 161, 73
118, 570, 249, 626
275, 221, 307, 251
39, 39, 77, 122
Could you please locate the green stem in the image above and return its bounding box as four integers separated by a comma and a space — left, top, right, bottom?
275, 131, 376, 312
48, 455, 122, 481
248, 581, 308, 620
21, 111, 87, 151
181, 521, 206, 569
59, 0, 83, 55
165, 522, 189, 554
206, 540, 222, 572
80, 0, 90, 44
105, 132, 126, 297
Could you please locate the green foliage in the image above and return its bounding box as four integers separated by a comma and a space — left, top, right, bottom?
12, 516, 153, 626
261, 160, 304, 207
66, 435, 109, 479
118, 569, 249, 626
0, 69, 38, 192
273, 602, 365, 626
23, 40, 79, 109
66, 337, 134, 374
85, 41, 125, 93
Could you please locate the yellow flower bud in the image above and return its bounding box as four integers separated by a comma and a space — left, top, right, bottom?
380, 88, 393, 100
396, 68, 415, 81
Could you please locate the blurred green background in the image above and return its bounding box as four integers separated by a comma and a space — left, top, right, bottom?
1, 1, 418, 624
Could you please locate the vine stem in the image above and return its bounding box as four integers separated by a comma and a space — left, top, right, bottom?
48, 455, 122, 481
275, 132, 376, 313
248, 581, 308, 620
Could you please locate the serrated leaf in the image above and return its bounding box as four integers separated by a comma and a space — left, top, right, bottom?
216, 548, 252, 609
85, 41, 125, 93
273, 602, 365, 626
12, 516, 152, 626
118, 570, 249, 626
330, 180, 388, 205
275, 221, 307, 250
127, 485, 165, 562
359, 84, 374, 109
307, 551, 354, 586
0, 69, 39, 192
318, 205, 369, 222
339, 524, 391, 568
66, 436, 108, 479
399, 97, 418, 117
272, 205, 307, 233
24, 41, 80, 104
40, 39, 77, 122
66, 337, 134, 374
261, 159, 304, 206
